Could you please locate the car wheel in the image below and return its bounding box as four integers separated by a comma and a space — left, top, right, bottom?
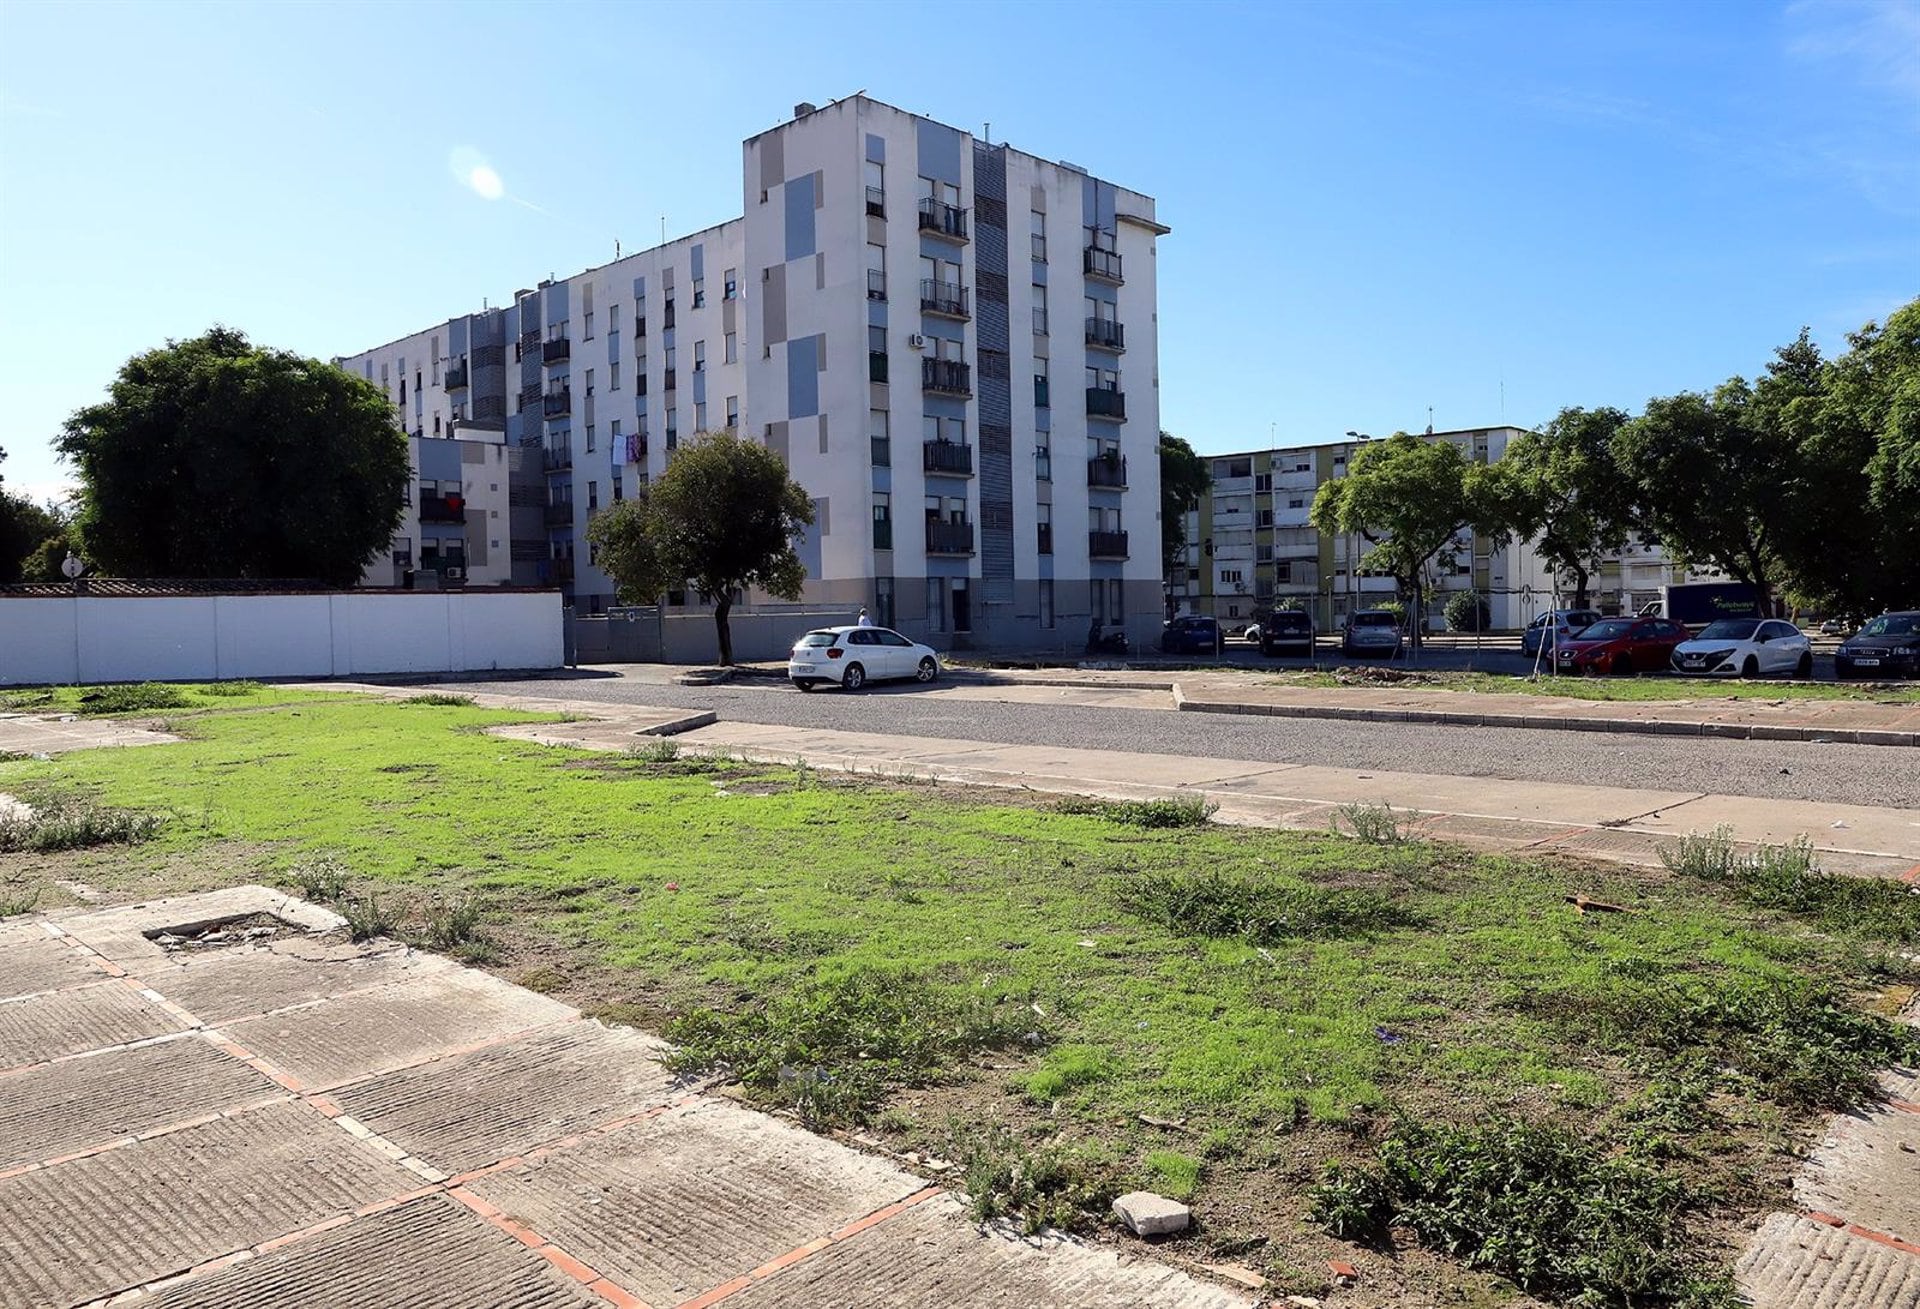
1741, 655, 1758, 678
915, 656, 938, 683
842, 662, 866, 692
793, 679, 816, 693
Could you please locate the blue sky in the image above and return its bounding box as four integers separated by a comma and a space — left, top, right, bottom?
2, 0, 1915, 500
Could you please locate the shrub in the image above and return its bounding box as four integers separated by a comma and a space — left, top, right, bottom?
198, 680, 265, 697
1119, 869, 1410, 944
400, 693, 474, 707
415, 892, 487, 951
0, 800, 163, 853
1055, 795, 1216, 828
948, 1121, 1118, 1234
628, 738, 681, 763
75, 683, 192, 715
288, 857, 350, 903
1331, 801, 1406, 845
1445, 591, 1492, 632
339, 892, 398, 942
664, 967, 1035, 1126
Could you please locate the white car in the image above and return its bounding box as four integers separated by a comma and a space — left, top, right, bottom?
788, 626, 941, 692
1670, 618, 1813, 679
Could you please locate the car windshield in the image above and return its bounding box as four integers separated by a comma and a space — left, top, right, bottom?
795, 631, 837, 648
1859, 614, 1919, 637
1353, 613, 1396, 628
1698, 620, 1759, 641
1578, 619, 1634, 640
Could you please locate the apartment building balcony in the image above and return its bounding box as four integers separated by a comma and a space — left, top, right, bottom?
926, 519, 975, 555
867, 269, 887, 301
917, 197, 969, 243
542, 337, 570, 365
922, 358, 972, 397
443, 362, 469, 391
1083, 247, 1124, 284
865, 185, 886, 217
552, 558, 575, 584
1085, 386, 1127, 421
473, 395, 507, 421
519, 327, 540, 353
473, 344, 505, 368
518, 384, 542, 412
1087, 454, 1128, 488
543, 446, 573, 472
1084, 318, 1126, 352
543, 389, 572, 418
1089, 529, 1130, 559
920, 280, 969, 320
544, 503, 575, 528
923, 440, 974, 476
872, 520, 893, 551
418, 494, 466, 524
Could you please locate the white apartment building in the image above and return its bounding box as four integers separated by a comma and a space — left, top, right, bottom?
338, 95, 1169, 653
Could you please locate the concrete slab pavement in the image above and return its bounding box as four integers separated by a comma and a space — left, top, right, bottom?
0, 887, 1253, 1309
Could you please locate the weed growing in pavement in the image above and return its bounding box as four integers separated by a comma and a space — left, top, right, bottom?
948, 1120, 1118, 1234
0, 799, 163, 853
664, 967, 1038, 1126
1054, 795, 1216, 828
1331, 801, 1406, 845
75, 683, 193, 715
1308, 1117, 1738, 1309
0, 883, 41, 917
1119, 869, 1412, 944
414, 892, 488, 952
287, 857, 351, 903
399, 692, 475, 707
1663, 827, 1920, 945
339, 892, 398, 942
198, 680, 266, 697
628, 738, 681, 763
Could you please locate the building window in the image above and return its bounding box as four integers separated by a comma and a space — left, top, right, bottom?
1032, 286, 1048, 336
926, 577, 945, 633
432, 414, 441, 435
723, 269, 738, 300
695, 400, 707, 430
1289, 498, 1305, 509
586, 424, 596, 453
725, 396, 739, 429
694, 340, 705, 373
1030, 209, 1046, 261
1039, 578, 1054, 628
588, 481, 599, 510
1255, 471, 1272, 493
869, 409, 889, 466
1037, 501, 1052, 555
1108, 579, 1124, 624
611, 362, 621, 391
585, 369, 595, 397
584, 311, 595, 340
1036, 436, 1052, 481
724, 331, 737, 364
664, 344, 676, 371
692, 278, 705, 308
873, 493, 892, 549
875, 576, 895, 627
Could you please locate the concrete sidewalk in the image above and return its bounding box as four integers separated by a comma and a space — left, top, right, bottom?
0, 887, 1249, 1309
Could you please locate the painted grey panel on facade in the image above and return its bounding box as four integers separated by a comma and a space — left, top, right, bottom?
763, 263, 787, 344
866, 133, 885, 163
916, 118, 963, 183
765, 420, 789, 462
872, 465, 891, 495
787, 335, 820, 417
450, 318, 469, 352
867, 298, 887, 330
1081, 176, 1117, 231
693, 369, 707, 406
545, 282, 570, 324
418, 439, 463, 480
759, 135, 783, 192
973, 143, 1015, 590
784, 181, 816, 261
691, 242, 704, 280
632, 275, 647, 301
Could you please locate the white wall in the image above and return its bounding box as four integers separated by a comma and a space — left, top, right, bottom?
0, 591, 563, 687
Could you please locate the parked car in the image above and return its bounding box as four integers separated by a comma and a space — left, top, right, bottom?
1555, 616, 1690, 675
1341, 610, 1404, 659
1161, 615, 1224, 655
1261, 610, 1316, 657
788, 626, 940, 691
1521, 608, 1603, 657
1670, 618, 1813, 679
1834, 611, 1920, 680
1819, 617, 1861, 636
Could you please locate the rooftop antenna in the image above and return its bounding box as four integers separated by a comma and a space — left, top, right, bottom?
615, 239, 621, 259
984, 121, 991, 143
1426, 406, 1434, 436
660, 216, 666, 246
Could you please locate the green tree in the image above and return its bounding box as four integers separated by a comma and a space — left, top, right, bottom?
1479, 407, 1634, 609
1309, 432, 1482, 652
585, 430, 816, 664
56, 327, 410, 586
0, 448, 69, 584
1158, 431, 1211, 572
1444, 589, 1491, 632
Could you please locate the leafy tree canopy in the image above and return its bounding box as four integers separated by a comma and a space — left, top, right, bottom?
56, 326, 410, 586
1158, 430, 1211, 570
1478, 407, 1633, 608
585, 430, 816, 663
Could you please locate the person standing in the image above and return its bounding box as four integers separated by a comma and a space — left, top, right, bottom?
857, 607, 874, 627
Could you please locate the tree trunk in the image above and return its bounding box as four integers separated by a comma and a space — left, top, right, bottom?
1572, 566, 1590, 610
713, 595, 734, 666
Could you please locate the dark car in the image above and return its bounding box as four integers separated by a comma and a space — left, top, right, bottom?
1835, 611, 1920, 680
1555, 616, 1689, 675
1260, 610, 1315, 657
1160, 615, 1223, 656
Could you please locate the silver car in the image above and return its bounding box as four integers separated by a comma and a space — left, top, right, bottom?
1341, 609, 1404, 659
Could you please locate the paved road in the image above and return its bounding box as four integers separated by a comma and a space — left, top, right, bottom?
438, 674, 1916, 810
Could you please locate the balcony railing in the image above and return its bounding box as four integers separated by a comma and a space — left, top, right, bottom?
1085, 386, 1127, 421
917, 197, 969, 242
1083, 247, 1124, 283
920, 280, 969, 319
1089, 529, 1130, 559
869, 351, 888, 384
544, 446, 573, 472
418, 494, 466, 523
473, 344, 505, 368
444, 362, 469, 391
870, 435, 891, 467
922, 358, 972, 396
865, 185, 886, 217
867, 269, 887, 301
544, 502, 575, 528
926, 519, 975, 555
1088, 454, 1128, 488
518, 384, 542, 411
543, 389, 571, 417
922, 440, 974, 476
542, 337, 571, 365
635, 315, 646, 338
1084, 318, 1126, 352
663, 370, 676, 392
473, 395, 507, 421
873, 519, 893, 551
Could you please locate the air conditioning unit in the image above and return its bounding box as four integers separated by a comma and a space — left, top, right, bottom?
445, 567, 465, 580
907, 334, 926, 350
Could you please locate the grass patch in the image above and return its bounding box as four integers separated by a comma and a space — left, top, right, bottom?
1662, 827, 1920, 945
1119, 868, 1411, 943
0, 799, 163, 852
950, 1121, 1119, 1234
664, 967, 1035, 1125
1309, 1117, 1736, 1308
1053, 795, 1216, 828
198, 680, 267, 697
75, 683, 194, 715
400, 693, 476, 707
1, 883, 41, 916
1143, 1148, 1203, 1201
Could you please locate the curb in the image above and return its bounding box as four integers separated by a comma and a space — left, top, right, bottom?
637, 711, 718, 737
1169, 685, 1920, 747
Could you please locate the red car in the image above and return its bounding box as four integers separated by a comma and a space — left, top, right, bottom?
1554, 616, 1690, 675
